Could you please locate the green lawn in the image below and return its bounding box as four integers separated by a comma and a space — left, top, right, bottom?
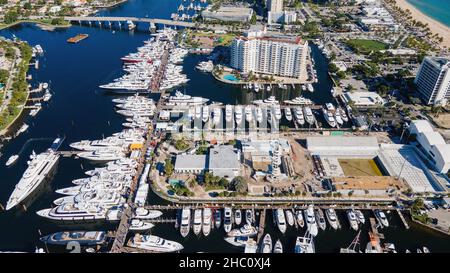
346, 39, 388, 54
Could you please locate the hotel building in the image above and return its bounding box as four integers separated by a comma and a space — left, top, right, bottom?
414, 57, 450, 105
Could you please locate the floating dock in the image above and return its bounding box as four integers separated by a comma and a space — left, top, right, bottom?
67, 34, 89, 43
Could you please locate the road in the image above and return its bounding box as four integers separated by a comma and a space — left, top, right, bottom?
0, 46, 21, 113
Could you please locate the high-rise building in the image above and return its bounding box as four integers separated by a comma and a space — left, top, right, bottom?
230, 31, 309, 80
414, 57, 450, 105
267, 0, 283, 12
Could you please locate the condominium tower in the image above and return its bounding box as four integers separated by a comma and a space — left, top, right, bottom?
414, 57, 450, 105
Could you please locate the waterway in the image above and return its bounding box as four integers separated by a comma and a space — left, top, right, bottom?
407, 0, 450, 28
0, 0, 448, 252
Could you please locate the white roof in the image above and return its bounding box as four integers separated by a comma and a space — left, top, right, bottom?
175, 155, 206, 170
410, 120, 434, 134
307, 136, 379, 149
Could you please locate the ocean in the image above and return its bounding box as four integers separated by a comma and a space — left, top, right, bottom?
407, 0, 450, 27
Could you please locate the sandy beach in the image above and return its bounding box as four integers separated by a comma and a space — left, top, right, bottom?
394, 0, 450, 48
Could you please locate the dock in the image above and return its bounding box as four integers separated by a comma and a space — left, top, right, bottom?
396, 209, 410, 229
369, 217, 385, 239
67, 34, 89, 43
256, 209, 266, 244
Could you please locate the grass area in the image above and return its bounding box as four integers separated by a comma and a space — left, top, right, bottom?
338, 158, 383, 176
186, 31, 236, 47
346, 39, 388, 54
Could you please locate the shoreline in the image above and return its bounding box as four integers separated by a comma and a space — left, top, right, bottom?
394, 0, 450, 48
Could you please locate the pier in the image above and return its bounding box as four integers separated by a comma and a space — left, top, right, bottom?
256, 209, 267, 245
396, 209, 410, 229
369, 217, 385, 239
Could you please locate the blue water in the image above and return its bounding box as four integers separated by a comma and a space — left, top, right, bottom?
407, 0, 450, 27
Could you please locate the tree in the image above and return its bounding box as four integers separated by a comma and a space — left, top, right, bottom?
164, 158, 174, 176
4, 10, 18, 24
250, 12, 257, 25
229, 176, 248, 193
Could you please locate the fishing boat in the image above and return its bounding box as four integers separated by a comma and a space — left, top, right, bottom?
325, 208, 340, 230
347, 210, 359, 231
285, 210, 295, 226
261, 234, 272, 253
202, 208, 212, 237
273, 239, 283, 253
193, 209, 202, 235
224, 207, 233, 233
274, 209, 287, 234
180, 208, 191, 237
295, 209, 305, 228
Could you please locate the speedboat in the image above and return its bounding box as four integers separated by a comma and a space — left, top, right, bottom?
128, 234, 183, 253
274, 209, 287, 234
295, 210, 305, 228
234, 209, 242, 225
261, 234, 272, 253
40, 231, 106, 246
202, 208, 212, 237
355, 210, 365, 225
5, 155, 19, 166
294, 232, 315, 253
129, 219, 154, 231
134, 207, 162, 219
227, 224, 257, 237
347, 210, 359, 231
193, 209, 202, 236
315, 209, 327, 231
224, 207, 233, 233
285, 210, 295, 226
273, 240, 283, 253
374, 210, 389, 227
325, 208, 340, 230
304, 205, 318, 237
180, 208, 191, 237
214, 209, 222, 229
284, 107, 293, 121
245, 105, 253, 122
245, 209, 255, 225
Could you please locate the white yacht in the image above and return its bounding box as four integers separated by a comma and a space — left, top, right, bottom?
166, 91, 209, 106
134, 207, 162, 219
322, 108, 337, 128
36, 203, 110, 221
255, 107, 263, 123
128, 234, 183, 253
355, 210, 365, 225
338, 107, 349, 122
347, 210, 359, 231
195, 106, 202, 120
225, 105, 233, 123
273, 105, 282, 120
284, 96, 313, 105
129, 219, 154, 231
303, 107, 315, 125
202, 208, 212, 237
307, 83, 314, 92
245, 209, 255, 225
374, 210, 389, 227
274, 209, 287, 234
304, 205, 318, 237
273, 240, 283, 253
234, 106, 243, 125
193, 209, 202, 236
227, 224, 257, 237
244, 105, 253, 122
294, 107, 305, 125
284, 107, 293, 121
295, 210, 305, 228
334, 110, 344, 125
213, 107, 221, 125
315, 209, 327, 230
285, 210, 295, 226
244, 239, 258, 253
77, 149, 125, 162
224, 236, 251, 247
294, 232, 315, 253
6, 140, 61, 210
325, 208, 340, 230
224, 207, 233, 233
261, 234, 272, 253
214, 210, 222, 229
5, 155, 19, 167
180, 208, 191, 237
252, 96, 279, 106
234, 209, 242, 225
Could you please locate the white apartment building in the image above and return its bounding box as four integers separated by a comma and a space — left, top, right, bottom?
267, 0, 283, 12
230, 31, 309, 80
414, 57, 450, 105
268, 10, 297, 25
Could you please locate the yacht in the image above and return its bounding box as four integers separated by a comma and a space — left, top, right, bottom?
202, 208, 212, 237
5, 155, 19, 166
214, 209, 222, 229
134, 207, 162, 219
355, 210, 365, 225
16, 123, 29, 136
304, 205, 318, 237
274, 209, 287, 234
325, 208, 340, 230
295, 209, 305, 228
245, 209, 255, 225
128, 234, 183, 253
273, 240, 283, 253
294, 107, 305, 125
234, 106, 243, 125
213, 107, 221, 125
255, 107, 263, 123
261, 234, 272, 253
338, 107, 348, 122
166, 91, 209, 106
252, 96, 279, 106
374, 210, 389, 227
77, 149, 125, 162
234, 209, 242, 225
129, 219, 154, 231
315, 209, 327, 230
224, 207, 233, 233
225, 105, 233, 123
201, 106, 209, 123
244, 106, 253, 122
294, 232, 315, 253
307, 83, 314, 92
193, 209, 202, 236
227, 224, 257, 237
347, 210, 359, 231
244, 239, 258, 253
6, 139, 61, 210
285, 210, 295, 226
224, 236, 251, 247
334, 110, 344, 125
180, 208, 191, 237
284, 96, 313, 105
40, 231, 106, 246
303, 107, 315, 125
36, 203, 109, 221
322, 107, 337, 128
284, 107, 293, 121
423, 247, 430, 253
195, 106, 202, 120
273, 105, 282, 120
